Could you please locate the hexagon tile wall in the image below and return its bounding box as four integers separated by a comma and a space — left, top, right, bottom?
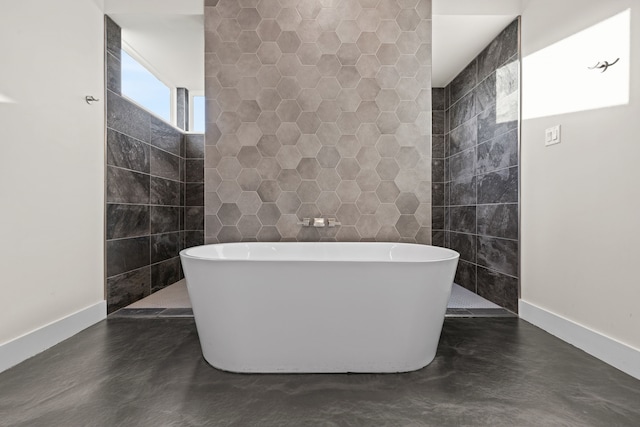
204, 0, 432, 243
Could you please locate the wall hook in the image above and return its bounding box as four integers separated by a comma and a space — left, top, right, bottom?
588, 58, 620, 73
85, 95, 100, 104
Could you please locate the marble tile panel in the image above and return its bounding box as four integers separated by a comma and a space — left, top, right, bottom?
105, 266, 150, 313
106, 166, 150, 204
477, 203, 518, 240
477, 266, 519, 313
106, 204, 149, 239
477, 166, 518, 204
106, 129, 149, 173
477, 236, 518, 277
106, 236, 150, 278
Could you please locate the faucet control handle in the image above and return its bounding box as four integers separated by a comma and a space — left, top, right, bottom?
327, 218, 341, 227
297, 218, 311, 227
313, 218, 326, 227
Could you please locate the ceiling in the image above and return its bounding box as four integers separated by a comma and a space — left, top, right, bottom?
106, 0, 522, 94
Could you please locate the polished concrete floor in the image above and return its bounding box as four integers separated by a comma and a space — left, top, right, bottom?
1, 318, 639, 426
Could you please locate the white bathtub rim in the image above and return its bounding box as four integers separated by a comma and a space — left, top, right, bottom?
180, 242, 460, 263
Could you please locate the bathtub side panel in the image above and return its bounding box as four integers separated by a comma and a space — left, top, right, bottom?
181, 257, 458, 373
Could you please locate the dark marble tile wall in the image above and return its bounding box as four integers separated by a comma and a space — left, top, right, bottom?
434, 18, 519, 313
104, 17, 204, 313
204, 0, 432, 243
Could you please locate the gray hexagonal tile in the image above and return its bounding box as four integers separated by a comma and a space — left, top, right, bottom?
276, 145, 302, 168
316, 8, 341, 31
257, 19, 282, 41
355, 123, 381, 145
356, 191, 380, 214
237, 146, 261, 168
336, 65, 361, 88
257, 203, 282, 225
276, 7, 302, 31
296, 157, 321, 179
414, 202, 431, 227
238, 31, 262, 53
375, 89, 400, 111
217, 42, 242, 64
217, 65, 241, 87
237, 100, 262, 122
275, 122, 301, 145
296, 134, 322, 157
316, 122, 341, 145
256, 134, 281, 157
257, 42, 282, 64
339, 0, 363, 20
336, 112, 360, 134
256, 157, 282, 179
376, 225, 400, 242
336, 180, 361, 202
256, 111, 282, 135
394, 169, 419, 191
237, 8, 261, 30
376, 111, 400, 134
355, 168, 381, 191
296, 202, 321, 219
236, 168, 262, 191
217, 88, 242, 111
217, 0, 241, 18
217, 225, 241, 242
238, 215, 262, 237
376, 135, 400, 157
336, 135, 359, 157
236, 122, 263, 146
376, 158, 400, 180
217, 157, 243, 179
356, 78, 381, 101
296, 112, 321, 134
355, 101, 380, 123
257, 0, 281, 19
336, 203, 360, 226
276, 214, 301, 239
376, 43, 400, 65
356, 8, 381, 32
257, 180, 281, 202
297, 0, 322, 19
277, 168, 302, 191
336, 88, 361, 111
395, 192, 419, 214
395, 214, 420, 237
356, 32, 381, 54
276, 191, 302, 214
317, 168, 341, 191
276, 77, 302, 99
356, 214, 381, 237
396, 55, 419, 77
296, 180, 321, 202
276, 99, 302, 121
296, 66, 322, 88
355, 54, 381, 78
205, 191, 222, 214
336, 20, 362, 43
236, 191, 262, 215
316, 78, 342, 99
317, 31, 341, 54
336, 226, 361, 241
375, 203, 401, 225
316, 191, 341, 215
396, 9, 420, 31
336, 158, 361, 180
276, 53, 301, 76
217, 19, 242, 42
297, 43, 322, 65
396, 78, 421, 100
355, 146, 381, 169
256, 88, 282, 110
336, 44, 361, 66
276, 30, 301, 53
317, 54, 341, 76
218, 203, 242, 225
376, 20, 401, 43
257, 226, 282, 241
396, 31, 421, 54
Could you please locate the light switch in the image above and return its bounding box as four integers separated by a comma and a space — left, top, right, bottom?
545, 125, 561, 146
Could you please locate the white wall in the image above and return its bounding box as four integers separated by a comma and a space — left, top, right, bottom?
521, 0, 640, 351
0, 0, 105, 350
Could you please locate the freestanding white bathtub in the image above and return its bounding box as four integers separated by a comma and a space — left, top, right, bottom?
180, 242, 459, 373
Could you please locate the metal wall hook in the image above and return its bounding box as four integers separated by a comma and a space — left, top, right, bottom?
588, 58, 620, 72
85, 95, 100, 104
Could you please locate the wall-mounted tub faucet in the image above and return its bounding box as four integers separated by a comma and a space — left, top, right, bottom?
297, 218, 342, 227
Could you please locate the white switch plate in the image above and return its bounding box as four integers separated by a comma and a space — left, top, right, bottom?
545, 125, 561, 146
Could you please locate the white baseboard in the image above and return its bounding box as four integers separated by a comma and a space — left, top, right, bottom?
519, 300, 640, 380
0, 301, 106, 373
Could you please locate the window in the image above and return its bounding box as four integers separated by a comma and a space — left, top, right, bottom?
191, 95, 205, 133
120, 49, 171, 122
